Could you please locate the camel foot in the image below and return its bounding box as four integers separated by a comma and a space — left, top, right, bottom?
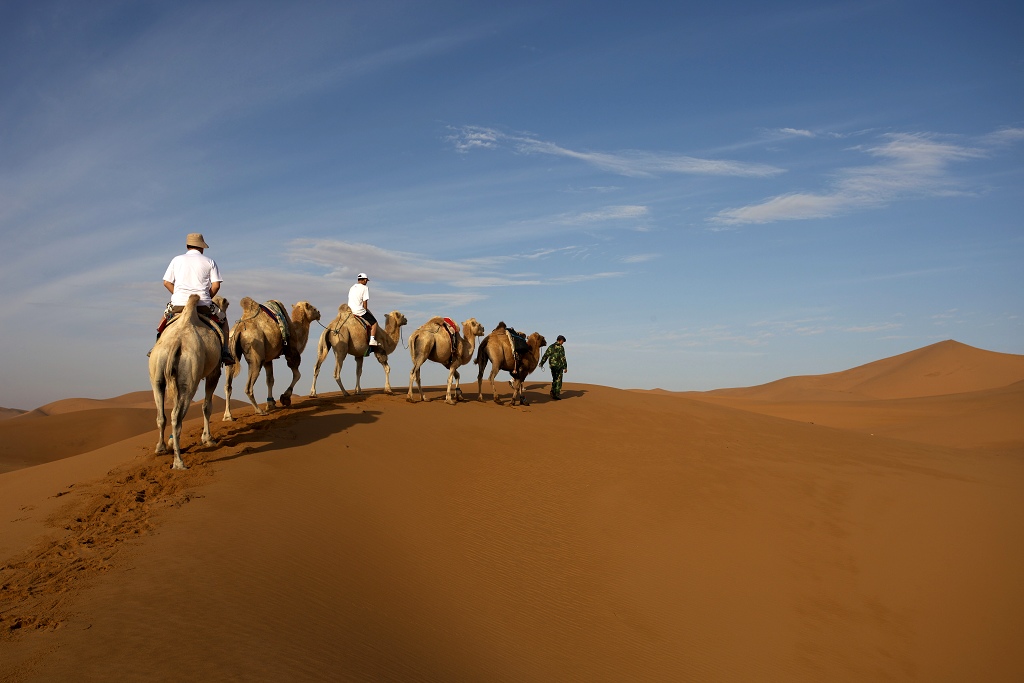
203, 437, 219, 447
171, 462, 189, 471
223, 415, 234, 422
445, 398, 457, 405
280, 394, 292, 407
309, 392, 318, 399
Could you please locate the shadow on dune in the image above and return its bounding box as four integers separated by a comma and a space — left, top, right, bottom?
521, 384, 587, 402
206, 394, 381, 463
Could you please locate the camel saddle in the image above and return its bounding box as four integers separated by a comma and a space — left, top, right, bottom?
442, 317, 459, 366
505, 327, 530, 376
259, 300, 290, 348
156, 307, 226, 346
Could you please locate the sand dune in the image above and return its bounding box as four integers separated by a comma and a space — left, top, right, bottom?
707, 339, 1024, 401
2, 341, 1023, 681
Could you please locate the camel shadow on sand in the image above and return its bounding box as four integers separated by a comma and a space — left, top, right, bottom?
201, 392, 380, 463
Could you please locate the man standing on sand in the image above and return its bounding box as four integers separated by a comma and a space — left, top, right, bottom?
348, 273, 379, 346
162, 232, 234, 366
540, 335, 568, 400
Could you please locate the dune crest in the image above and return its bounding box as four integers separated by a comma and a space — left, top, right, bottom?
708, 339, 1024, 401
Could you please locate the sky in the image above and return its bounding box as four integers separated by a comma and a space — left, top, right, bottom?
1, 0, 1022, 410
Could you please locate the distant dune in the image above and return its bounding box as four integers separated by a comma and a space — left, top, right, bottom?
705, 339, 1024, 401
2, 340, 1022, 681
0, 407, 26, 420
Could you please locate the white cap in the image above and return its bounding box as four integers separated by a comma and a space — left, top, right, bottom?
357, 273, 369, 280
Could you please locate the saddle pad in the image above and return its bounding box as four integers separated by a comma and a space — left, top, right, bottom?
261, 301, 290, 345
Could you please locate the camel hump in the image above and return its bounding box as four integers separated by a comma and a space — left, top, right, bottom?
337, 302, 352, 315
174, 293, 200, 326
491, 321, 507, 333
240, 297, 259, 317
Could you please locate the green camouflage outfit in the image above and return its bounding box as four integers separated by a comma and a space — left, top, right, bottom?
540, 342, 567, 398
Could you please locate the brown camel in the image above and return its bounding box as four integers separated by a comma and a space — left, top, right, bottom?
222, 298, 320, 420
148, 294, 228, 469
309, 305, 408, 397
475, 322, 547, 406
406, 317, 486, 404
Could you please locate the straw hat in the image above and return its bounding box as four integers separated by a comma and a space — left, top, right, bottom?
186, 233, 210, 249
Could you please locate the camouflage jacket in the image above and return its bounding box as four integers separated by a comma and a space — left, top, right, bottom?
540, 343, 567, 371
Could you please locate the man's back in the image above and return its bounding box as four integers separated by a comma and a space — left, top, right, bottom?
348, 282, 368, 315
164, 250, 221, 307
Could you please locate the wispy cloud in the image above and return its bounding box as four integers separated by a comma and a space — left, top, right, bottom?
447, 125, 784, 178
286, 238, 622, 290
711, 129, 1017, 225
555, 205, 649, 225
779, 127, 816, 138
621, 253, 658, 264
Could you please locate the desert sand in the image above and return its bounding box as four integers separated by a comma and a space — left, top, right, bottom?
1, 339, 1022, 681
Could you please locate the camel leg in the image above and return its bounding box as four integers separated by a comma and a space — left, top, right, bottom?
488, 365, 502, 404
152, 380, 168, 454
201, 372, 219, 446
354, 356, 364, 394
332, 347, 349, 397
265, 361, 277, 410
309, 330, 331, 398
476, 357, 488, 402
243, 350, 268, 415
281, 357, 300, 407
222, 362, 239, 421
407, 358, 420, 402
445, 367, 455, 404
453, 369, 464, 402
381, 357, 393, 395
169, 388, 190, 470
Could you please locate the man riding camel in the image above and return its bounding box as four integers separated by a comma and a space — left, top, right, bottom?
161, 232, 234, 365
347, 272, 379, 347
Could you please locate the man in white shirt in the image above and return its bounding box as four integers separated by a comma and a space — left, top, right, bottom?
347, 273, 378, 346
162, 232, 234, 365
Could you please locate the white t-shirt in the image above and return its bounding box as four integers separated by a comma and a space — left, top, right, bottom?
348, 282, 369, 316
163, 250, 223, 307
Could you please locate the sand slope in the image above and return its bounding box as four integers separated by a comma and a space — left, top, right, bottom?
707, 339, 1024, 401
0, 394, 248, 474
2, 342, 1023, 682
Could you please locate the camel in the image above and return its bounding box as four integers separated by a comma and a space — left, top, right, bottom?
309, 305, 408, 397
149, 294, 228, 470
406, 317, 486, 404
223, 298, 321, 420
475, 322, 547, 406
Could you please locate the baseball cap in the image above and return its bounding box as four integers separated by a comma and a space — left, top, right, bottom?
357, 273, 369, 280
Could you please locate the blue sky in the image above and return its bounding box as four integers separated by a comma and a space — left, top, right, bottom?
1, 0, 1022, 410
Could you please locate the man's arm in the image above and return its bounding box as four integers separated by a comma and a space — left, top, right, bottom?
163, 280, 175, 295
210, 281, 221, 297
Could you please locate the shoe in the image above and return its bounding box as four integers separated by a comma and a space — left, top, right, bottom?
221, 354, 235, 366
368, 337, 378, 347
552, 395, 561, 400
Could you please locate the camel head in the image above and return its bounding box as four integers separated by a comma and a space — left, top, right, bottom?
292, 301, 321, 324
463, 318, 485, 337
386, 311, 408, 330
528, 332, 547, 351
212, 295, 229, 316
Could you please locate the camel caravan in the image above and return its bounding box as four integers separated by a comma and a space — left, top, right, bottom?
149, 235, 560, 469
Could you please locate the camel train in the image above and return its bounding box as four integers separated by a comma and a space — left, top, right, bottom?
150, 295, 550, 468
